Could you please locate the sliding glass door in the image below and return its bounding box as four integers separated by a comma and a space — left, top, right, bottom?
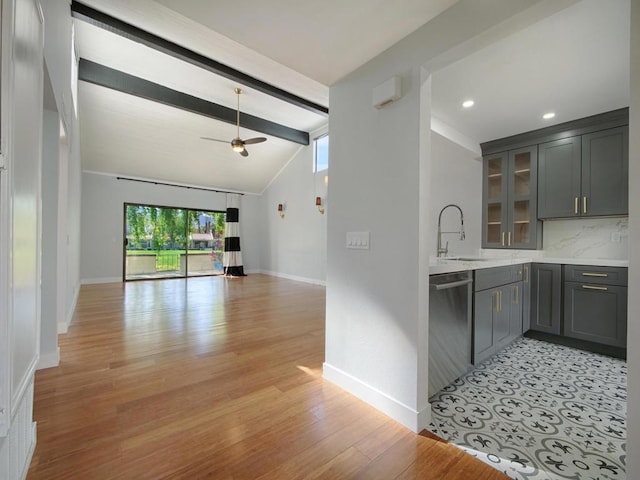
185, 210, 225, 277
124, 203, 225, 281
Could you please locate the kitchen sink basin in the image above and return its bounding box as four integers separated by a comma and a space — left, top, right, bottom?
456, 257, 493, 261
438, 256, 493, 262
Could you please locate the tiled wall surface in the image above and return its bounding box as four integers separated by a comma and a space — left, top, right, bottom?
543, 218, 628, 260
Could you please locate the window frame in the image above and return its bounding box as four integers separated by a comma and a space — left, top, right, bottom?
313, 133, 329, 173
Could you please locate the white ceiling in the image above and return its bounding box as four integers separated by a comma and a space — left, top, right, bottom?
75, 0, 630, 194
151, 0, 458, 86
432, 0, 630, 146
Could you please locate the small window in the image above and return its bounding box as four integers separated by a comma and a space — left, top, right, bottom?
314, 134, 329, 172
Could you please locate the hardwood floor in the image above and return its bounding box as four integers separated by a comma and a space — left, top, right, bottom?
27, 275, 508, 479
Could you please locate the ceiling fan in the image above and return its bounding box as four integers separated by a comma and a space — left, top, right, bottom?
201, 88, 267, 157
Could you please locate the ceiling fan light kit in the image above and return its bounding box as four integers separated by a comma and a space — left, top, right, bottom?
201, 87, 267, 156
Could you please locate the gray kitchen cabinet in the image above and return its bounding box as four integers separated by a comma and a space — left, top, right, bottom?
537, 137, 581, 218
538, 126, 628, 219
473, 265, 524, 364
482, 146, 540, 249
564, 265, 627, 348
581, 127, 629, 216
529, 263, 562, 335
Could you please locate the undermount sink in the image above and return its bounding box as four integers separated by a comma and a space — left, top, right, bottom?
439, 256, 493, 262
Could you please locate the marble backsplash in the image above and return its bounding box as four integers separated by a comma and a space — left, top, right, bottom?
542, 217, 628, 260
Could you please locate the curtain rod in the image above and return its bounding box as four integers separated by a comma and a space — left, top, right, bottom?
116, 176, 244, 195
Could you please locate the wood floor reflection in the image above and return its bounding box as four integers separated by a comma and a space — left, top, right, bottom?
27, 274, 508, 479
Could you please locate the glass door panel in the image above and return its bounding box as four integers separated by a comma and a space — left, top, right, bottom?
512, 200, 530, 244
186, 211, 226, 277
486, 157, 503, 200
507, 146, 538, 249
486, 203, 502, 244
125, 205, 187, 280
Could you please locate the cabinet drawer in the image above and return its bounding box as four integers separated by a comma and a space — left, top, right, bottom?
475, 264, 523, 291
564, 265, 627, 286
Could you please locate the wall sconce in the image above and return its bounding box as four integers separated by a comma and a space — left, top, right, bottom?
315, 196, 325, 214
277, 203, 285, 219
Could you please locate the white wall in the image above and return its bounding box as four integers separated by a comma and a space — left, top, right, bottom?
429, 132, 482, 258
324, 0, 579, 432
0, 0, 44, 477
39, 0, 83, 335
260, 134, 328, 284
80, 172, 261, 282
625, 0, 639, 477
39, 108, 61, 369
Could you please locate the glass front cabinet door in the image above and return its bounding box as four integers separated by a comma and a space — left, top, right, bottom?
482, 145, 540, 249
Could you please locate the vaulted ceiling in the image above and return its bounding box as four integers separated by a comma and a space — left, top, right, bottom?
74, 0, 456, 194
74, 0, 630, 194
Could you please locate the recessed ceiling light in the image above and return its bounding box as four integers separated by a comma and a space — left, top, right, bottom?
462, 100, 474, 108
543, 112, 556, 120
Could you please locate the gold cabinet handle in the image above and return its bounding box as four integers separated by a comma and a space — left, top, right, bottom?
582, 285, 608, 291
508, 231, 512, 246
582, 272, 608, 277
498, 290, 502, 312
513, 284, 519, 304
501, 232, 505, 247
574, 197, 579, 214
524, 265, 529, 284
583, 196, 587, 214
493, 291, 498, 313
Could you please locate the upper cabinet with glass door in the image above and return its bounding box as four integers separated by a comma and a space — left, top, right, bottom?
482, 145, 541, 249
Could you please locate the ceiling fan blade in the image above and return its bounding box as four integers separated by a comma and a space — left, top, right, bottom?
200, 137, 229, 144
243, 137, 267, 145
239, 148, 249, 157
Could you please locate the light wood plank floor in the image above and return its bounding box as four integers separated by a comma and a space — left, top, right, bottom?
27, 274, 508, 479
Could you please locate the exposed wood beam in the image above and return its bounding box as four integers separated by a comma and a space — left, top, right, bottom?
71, 1, 328, 117
79, 59, 310, 146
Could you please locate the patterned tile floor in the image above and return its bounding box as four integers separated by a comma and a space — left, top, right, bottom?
427, 338, 626, 480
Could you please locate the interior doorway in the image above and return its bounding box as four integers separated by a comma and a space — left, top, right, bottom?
123, 203, 226, 281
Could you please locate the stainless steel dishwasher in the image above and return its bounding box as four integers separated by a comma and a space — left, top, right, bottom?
428, 271, 473, 398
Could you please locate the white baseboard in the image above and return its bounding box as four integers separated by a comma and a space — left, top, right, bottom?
0, 380, 36, 480
58, 282, 80, 334
37, 348, 60, 370
81, 276, 122, 285
323, 362, 431, 433
260, 270, 326, 286
19, 422, 37, 480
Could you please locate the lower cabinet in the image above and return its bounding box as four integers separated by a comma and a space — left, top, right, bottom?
527, 263, 628, 352
474, 265, 523, 364
564, 265, 627, 347
529, 263, 562, 335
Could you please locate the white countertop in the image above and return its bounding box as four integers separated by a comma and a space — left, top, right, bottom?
429, 255, 628, 275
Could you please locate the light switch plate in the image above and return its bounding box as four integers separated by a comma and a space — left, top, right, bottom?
346, 231, 370, 249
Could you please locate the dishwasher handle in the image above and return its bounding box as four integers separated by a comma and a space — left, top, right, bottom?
433, 278, 473, 291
